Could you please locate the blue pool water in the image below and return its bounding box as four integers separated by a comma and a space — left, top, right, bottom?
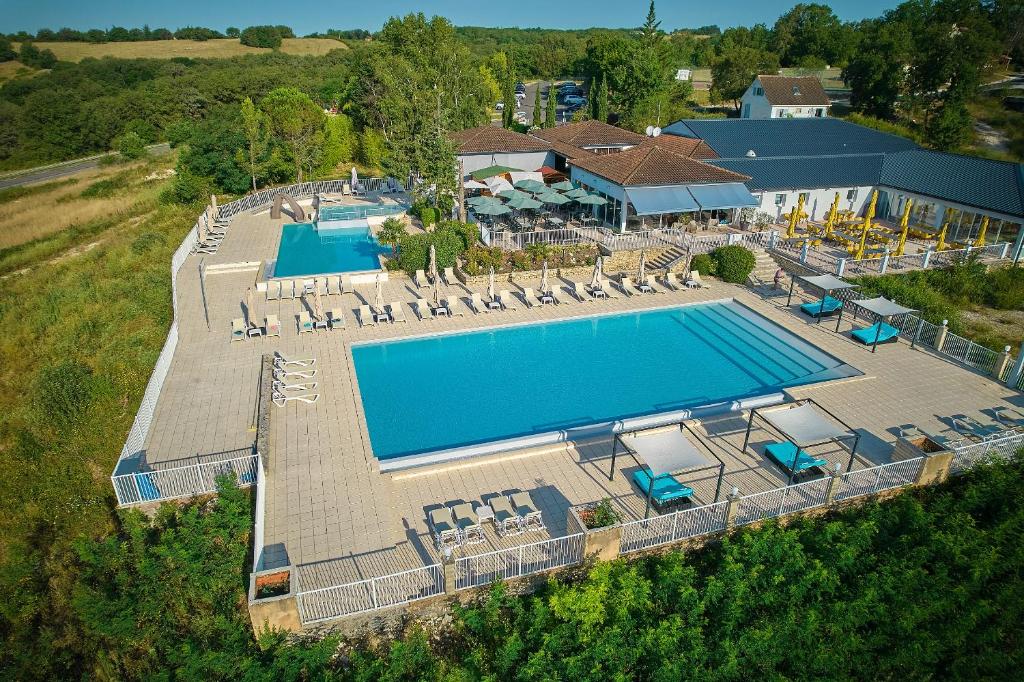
319, 203, 407, 221
352, 302, 859, 460
274, 222, 388, 277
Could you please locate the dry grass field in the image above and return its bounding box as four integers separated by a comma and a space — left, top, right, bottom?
12, 38, 347, 62
0, 60, 40, 83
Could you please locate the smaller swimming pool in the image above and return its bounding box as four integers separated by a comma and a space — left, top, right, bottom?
319, 203, 408, 222
274, 221, 389, 277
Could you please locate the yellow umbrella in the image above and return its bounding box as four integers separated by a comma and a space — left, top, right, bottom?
895, 199, 913, 257
786, 194, 805, 239
975, 216, 989, 247
823, 192, 840, 239
855, 190, 878, 259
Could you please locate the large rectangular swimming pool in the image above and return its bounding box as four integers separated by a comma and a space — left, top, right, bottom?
274, 221, 388, 277
352, 301, 859, 462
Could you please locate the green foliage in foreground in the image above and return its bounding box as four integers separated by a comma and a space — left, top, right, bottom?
393, 221, 477, 275
708, 245, 755, 284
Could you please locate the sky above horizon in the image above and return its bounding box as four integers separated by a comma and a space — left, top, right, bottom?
5, 1, 902, 35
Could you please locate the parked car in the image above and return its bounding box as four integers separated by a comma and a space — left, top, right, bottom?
514, 110, 529, 124
515, 82, 526, 94
564, 95, 587, 107
495, 101, 505, 111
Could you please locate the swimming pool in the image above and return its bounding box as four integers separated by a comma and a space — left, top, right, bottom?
273, 222, 389, 277
352, 301, 859, 464
319, 203, 407, 222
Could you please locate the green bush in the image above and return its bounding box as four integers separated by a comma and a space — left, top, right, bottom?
689, 253, 716, 275
853, 272, 964, 332
239, 25, 283, 49
709, 245, 756, 284
117, 131, 147, 161
984, 266, 1024, 311
159, 169, 209, 205
394, 223, 466, 275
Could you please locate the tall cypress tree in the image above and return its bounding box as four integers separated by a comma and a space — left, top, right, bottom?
545, 83, 557, 127
501, 54, 516, 128
532, 85, 543, 127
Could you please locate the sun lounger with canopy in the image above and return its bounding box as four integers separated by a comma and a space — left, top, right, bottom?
851, 322, 899, 346
631, 470, 694, 508
763, 442, 828, 475
800, 295, 843, 318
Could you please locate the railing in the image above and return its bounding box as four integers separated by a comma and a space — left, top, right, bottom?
218, 177, 409, 219
295, 563, 444, 624
886, 314, 1008, 376
111, 453, 260, 506
489, 227, 594, 250
950, 431, 1024, 474
454, 534, 585, 590
619, 500, 729, 554
834, 457, 924, 501
733, 477, 832, 526
601, 228, 683, 251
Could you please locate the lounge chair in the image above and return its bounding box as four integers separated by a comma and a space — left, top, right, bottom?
273, 352, 315, 368
951, 414, 1004, 441
643, 275, 665, 294
326, 276, 341, 295
341, 275, 353, 294
272, 392, 319, 407
571, 282, 595, 302
498, 289, 518, 310
194, 244, 218, 255
469, 292, 489, 314
274, 367, 317, 381
445, 297, 467, 317
281, 280, 295, 299
328, 309, 344, 330
851, 322, 899, 346
619, 276, 641, 296
414, 269, 429, 289
488, 495, 522, 537
686, 271, 709, 288
266, 281, 281, 301
601, 277, 622, 299
663, 272, 683, 290
451, 503, 485, 544
387, 301, 408, 323
273, 380, 319, 393
632, 469, 693, 509
993, 407, 1024, 430
443, 267, 458, 286
764, 442, 828, 477
231, 318, 246, 341
801, 295, 843, 318
358, 305, 376, 328
510, 492, 544, 532
428, 508, 460, 550
297, 311, 314, 333
266, 314, 281, 337
315, 278, 328, 296
521, 287, 542, 308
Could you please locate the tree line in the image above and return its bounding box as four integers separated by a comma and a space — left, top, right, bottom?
2, 25, 296, 43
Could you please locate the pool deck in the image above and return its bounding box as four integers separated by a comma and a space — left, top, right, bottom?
144, 205, 1023, 589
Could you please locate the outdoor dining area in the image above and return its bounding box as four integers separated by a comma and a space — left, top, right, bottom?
464, 168, 607, 232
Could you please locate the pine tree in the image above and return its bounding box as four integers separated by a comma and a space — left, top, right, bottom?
641, 1, 661, 47
545, 83, 557, 128
532, 85, 543, 127
501, 53, 516, 128
594, 74, 609, 123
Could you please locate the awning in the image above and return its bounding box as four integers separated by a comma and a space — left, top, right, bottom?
688, 182, 759, 210
797, 274, 858, 291
761, 404, 852, 447
625, 186, 699, 215
619, 428, 710, 476
471, 165, 521, 181
851, 296, 917, 318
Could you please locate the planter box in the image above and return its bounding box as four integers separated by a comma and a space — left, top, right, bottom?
248, 566, 301, 632
568, 504, 622, 561
893, 435, 949, 461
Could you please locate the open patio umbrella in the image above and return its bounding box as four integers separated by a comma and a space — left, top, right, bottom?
313, 288, 326, 324
538, 192, 570, 206
895, 199, 913, 257
590, 256, 603, 290
497, 189, 532, 201
467, 195, 501, 207
245, 287, 256, 329
576, 193, 608, 206
564, 188, 588, 200
854, 190, 878, 259
474, 203, 512, 217
975, 216, 990, 248
637, 250, 647, 284
550, 180, 576, 192
464, 179, 488, 190
488, 266, 496, 302
428, 244, 439, 283
506, 195, 543, 211
514, 179, 547, 193
485, 176, 515, 195
471, 165, 520, 181
374, 274, 384, 312
539, 260, 549, 295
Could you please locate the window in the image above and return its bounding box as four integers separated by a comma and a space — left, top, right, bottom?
798, 192, 809, 203
847, 189, 858, 201
775, 194, 787, 207
754, 86, 764, 96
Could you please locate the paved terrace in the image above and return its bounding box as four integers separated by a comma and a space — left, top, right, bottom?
145, 204, 1023, 590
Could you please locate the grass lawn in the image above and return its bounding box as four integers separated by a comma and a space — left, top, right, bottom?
0, 60, 40, 83
12, 37, 347, 62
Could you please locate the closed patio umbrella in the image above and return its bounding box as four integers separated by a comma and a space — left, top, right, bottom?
823, 192, 840, 239
245, 287, 256, 329
895, 199, 913, 257
313, 288, 326, 324
488, 266, 496, 302
374, 273, 384, 312
432, 270, 442, 308
428, 244, 438, 283
590, 256, 603, 290
637, 250, 647, 284
198, 216, 210, 244
854, 190, 878, 260
351, 166, 359, 189
540, 260, 549, 295
975, 215, 990, 248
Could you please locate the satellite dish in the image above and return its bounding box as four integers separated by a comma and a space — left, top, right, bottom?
746, 149, 757, 158
645, 125, 655, 136
653, 127, 662, 137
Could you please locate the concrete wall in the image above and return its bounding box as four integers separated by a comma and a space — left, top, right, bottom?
740, 80, 773, 119
752, 186, 874, 222
458, 151, 553, 176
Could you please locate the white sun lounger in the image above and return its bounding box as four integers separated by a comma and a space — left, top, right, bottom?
619, 276, 641, 296
388, 301, 408, 323
265, 314, 281, 337
601, 277, 622, 298
414, 269, 428, 289
687, 271, 709, 288
469, 293, 489, 314
281, 280, 295, 299
445, 297, 466, 317
510, 492, 545, 532
328, 309, 344, 329
451, 503, 485, 545
488, 495, 522, 537
272, 392, 320, 407
443, 267, 458, 286
498, 290, 518, 310
413, 299, 431, 320
274, 352, 316, 368
326, 276, 341, 295
266, 281, 282, 301
297, 311, 314, 333
274, 367, 317, 381
644, 275, 665, 293
315, 277, 328, 296
231, 318, 245, 341
358, 305, 376, 327
663, 272, 683, 290
571, 282, 594, 302
272, 380, 319, 393
521, 287, 542, 308
428, 508, 460, 550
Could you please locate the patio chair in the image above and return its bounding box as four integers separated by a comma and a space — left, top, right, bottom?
281, 280, 295, 299
358, 305, 376, 328
341, 275, 354, 295
273, 380, 319, 394
510, 492, 545, 532
445, 297, 467, 317
663, 272, 683, 290
498, 290, 519, 310
600, 277, 622, 299
951, 414, 1004, 442
619, 276, 641, 296
443, 267, 458, 286
451, 503, 485, 544
388, 301, 408, 323
521, 287, 542, 308
273, 352, 315, 368
265, 314, 281, 337
632, 469, 693, 510
993, 407, 1024, 430
326, 275, 341, 295
194, 244, 218, 255
316, 278, 328, 296
851, 322, 899, 346
687, 271, 710, 288
231, 318, 246, 341
764, 442, 828, 478
266, 281, 282, 301
428, 508, 460, 550
800, 295, 843, 318
298, 311, 314, 333
413, 299, 431, 320
328, 309, 345, 330
271, 392, 320, 407
488, 495, 523, 537
274, 367, 317, 381
571, 282, 594, 302
469, 292, 489, 314
414, 269, 428, 289
643, 275, 665, 294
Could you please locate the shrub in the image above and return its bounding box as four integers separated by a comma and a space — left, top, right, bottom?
240, 25, 283, 49
709, 245, 755, 284
984, 266, 1024, 311
580, 498, 621, 529
159, 169, 209, 205
394, 224, 465, 275
419, 206, 438, 229
117, 131, 147, 161
462, 245, 506, 276
689, 253, 716, 275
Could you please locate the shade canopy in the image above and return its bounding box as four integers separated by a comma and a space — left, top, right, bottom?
576, 193, 608, 205
497, 189, 531, 201
626, 186, 700, 215
507, 195, 543, 210
550, 180, 577, 191
471, 165, 520, 180
851, 296, 917, 318
798, 273, 858, 291
467, 195, 501, 207
687, 182, 759, 210
619, 428, 712, 477
564, 188, 589, 199
473, 203, 512, 216
514, 179, 548, 193
484, 176, 514, 195
509, 171, 544, 187
761, 403, 852, 448
537, 191, 571, 205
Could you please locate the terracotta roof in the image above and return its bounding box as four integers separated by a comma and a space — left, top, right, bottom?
531, 120, 646, 148
569, 145, 750, 187
757, 75, 830, 107
546, 139, 597, 160
451, 125, 551, 154
639, 135, 718, 160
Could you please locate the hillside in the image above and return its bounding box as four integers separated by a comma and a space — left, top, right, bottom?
10, 37, 347, 61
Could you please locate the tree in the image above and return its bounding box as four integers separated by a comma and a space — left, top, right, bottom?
225, 27, 240, 38
532, 85, 543, 127
710, 46, 780, 110
377, 216, 408, 255
501, 53, 516, 128
772, 3, 852, 67
237, 97, 270, 191
641, 1, 662, 47
240, 25, 283, 49
844, 20, 911, 118
260, 87, 326, 182
415, 100, 458, 213
117, 130, 146, 160
545, 83, 557, 127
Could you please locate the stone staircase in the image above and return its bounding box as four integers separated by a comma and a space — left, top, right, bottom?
746, 248, 789, 293
646, 245, 688, 271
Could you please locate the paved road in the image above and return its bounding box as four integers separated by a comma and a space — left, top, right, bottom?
0, 143, 171, 190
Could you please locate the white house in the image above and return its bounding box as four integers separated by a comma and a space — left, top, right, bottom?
451, 126, 553, 176
740, 75, 830, 120
675, 69, 692, 81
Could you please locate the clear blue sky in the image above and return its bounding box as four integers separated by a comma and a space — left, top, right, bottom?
6, 1, 902, 35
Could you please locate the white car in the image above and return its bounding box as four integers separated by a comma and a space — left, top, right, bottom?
564, 95, 587, 107
514, 111, 528, 124
495, 101, 505, 111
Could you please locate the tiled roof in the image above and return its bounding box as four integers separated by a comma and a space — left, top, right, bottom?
710, 155, 885, 191
663, 118, 920, 159
547, 139, 596, 160
451, 125, 551, 154
639, 134, 718, 160
531, 120, 646, 148
569, 145, 750, 187
757, 75, 830, 106
880, 150, 1024, 218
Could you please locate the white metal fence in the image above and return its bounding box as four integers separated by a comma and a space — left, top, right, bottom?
619, 500, 729, 554
834, 457, 924, 502
950, 431, 1024, 474
733, 477, 832, 526
111, 453, 260, 506
454, 534, 585, 590
295, 564, 445, 624
887, 314, 1009, 376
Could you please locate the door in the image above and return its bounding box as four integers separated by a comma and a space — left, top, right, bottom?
876, 190, 891, 219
